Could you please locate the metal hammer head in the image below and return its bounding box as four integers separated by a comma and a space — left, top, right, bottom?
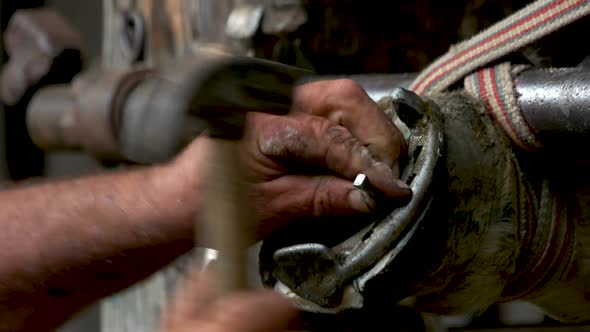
180, 53, 313, 139
117, 53, 312, 164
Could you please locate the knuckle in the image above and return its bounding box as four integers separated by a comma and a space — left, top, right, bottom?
315, 116, 337, 135
326, 125, 363, 158
333, 78, 365, 97
280, 124, 307, 152
325, 126, 357, 160
323, 79, 367, 109
212, 298, 253, 328
325, 125, 354, 145
258, 120, 305, 157
324, 125, 372, 175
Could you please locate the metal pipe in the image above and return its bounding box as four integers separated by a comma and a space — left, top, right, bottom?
516, 67, 590, 153
349, 69, 590, 157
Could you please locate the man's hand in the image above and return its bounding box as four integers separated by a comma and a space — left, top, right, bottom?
0, 79, 409, 330
159, 268, 297, 332
174, 79, 411, 239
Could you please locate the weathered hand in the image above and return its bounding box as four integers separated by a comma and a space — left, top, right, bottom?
292, 79, 408, 174
159, 268, 297, 332
241, 79, 411, 238
172, 79, 410, 240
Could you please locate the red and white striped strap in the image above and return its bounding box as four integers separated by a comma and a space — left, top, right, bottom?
409, 0, 590, 96
464, 63, 543, 151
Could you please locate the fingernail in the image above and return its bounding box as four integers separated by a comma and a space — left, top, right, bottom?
349, 190, 375, 212
395, 179, 412, 192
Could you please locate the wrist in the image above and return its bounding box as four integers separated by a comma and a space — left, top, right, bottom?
149, 137, 210, 236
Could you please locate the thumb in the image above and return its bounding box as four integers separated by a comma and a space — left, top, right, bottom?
158, 266, 215, 331
209, 290, 297, 332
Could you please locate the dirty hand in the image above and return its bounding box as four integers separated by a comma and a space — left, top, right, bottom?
244, 79, 411, 238
159, 268, 297, 332
174, 79, 411, 239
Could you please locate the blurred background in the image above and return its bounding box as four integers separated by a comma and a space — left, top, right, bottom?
1, 1, 103, 331
1, 1, 589, 331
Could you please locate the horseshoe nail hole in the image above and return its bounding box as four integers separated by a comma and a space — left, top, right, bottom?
412, 145, 423, 161
362, 228, 374, 242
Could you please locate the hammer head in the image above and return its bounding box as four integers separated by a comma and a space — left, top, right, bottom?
181, 54, 313, 139
119, 53, 312, 164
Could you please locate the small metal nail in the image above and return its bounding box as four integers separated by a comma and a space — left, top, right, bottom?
353, 173, 381, 200
353, 173, 368, 189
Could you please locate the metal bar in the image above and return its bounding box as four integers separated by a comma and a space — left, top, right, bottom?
515, 67, 590, 154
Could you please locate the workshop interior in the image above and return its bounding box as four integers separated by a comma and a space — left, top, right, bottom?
2, 0, 590, 331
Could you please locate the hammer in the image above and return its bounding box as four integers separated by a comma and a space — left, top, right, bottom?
148, 54, 310, 296
178, 57, 308, 296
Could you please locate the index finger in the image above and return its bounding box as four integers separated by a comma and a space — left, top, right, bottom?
293, 79, 407, 175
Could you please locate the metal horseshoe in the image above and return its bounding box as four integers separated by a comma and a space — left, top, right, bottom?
259, 88, 445, 309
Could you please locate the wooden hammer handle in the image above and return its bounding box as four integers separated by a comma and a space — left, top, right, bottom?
198, 138, 252, 296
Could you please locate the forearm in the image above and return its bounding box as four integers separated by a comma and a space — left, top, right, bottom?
0, 161, 202, 330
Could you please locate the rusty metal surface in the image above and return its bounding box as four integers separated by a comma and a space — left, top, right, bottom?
0, 8, 82, 106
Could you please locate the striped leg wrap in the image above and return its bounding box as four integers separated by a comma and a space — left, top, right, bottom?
404, 1, 587, 307
408, 0, 590, 151
464, 63, 543, 151
409, 0, 590, 96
